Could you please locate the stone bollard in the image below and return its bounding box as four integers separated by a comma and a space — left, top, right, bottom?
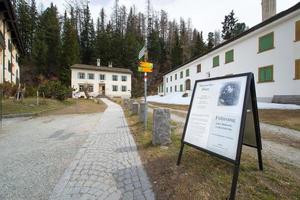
139, 102, 147, 122
132, 102, 139, 114
152, 108, 171, 145
129, 99, 135, 111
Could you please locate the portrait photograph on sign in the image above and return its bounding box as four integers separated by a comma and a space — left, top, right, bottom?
183, 75, 247, 160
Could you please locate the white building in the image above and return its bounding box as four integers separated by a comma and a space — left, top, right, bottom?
71, 63, 132, 99
0, 0, 24, 84
160, 1, 300, 103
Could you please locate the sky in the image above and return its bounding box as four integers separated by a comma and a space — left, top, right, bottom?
36, 0, 299, 38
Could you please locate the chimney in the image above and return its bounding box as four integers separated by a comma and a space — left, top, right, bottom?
262, 0, 276, 21
108, 62, 113, 68
97, 58, 101, 67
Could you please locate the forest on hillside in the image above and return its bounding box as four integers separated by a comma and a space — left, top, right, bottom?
16, 0, 247, 97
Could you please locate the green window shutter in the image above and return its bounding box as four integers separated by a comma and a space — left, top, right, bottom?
225, 50, 234, 63
180, 84, 183, 92
186, 69, 189, 77
213, 56, 219, 67
259, 65, 273, 82
259, 32, 274, 52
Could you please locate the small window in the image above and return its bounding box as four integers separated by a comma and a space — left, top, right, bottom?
170, 86, 172, 93
78, 72, 85, 79
180, 84, 183, 92
112, 85, 118, 91
121, 85, 127, 92
88, 73, 94, 80
185, 79, 191, 90
186, 69, 189, 77
166, 87, 168, 93
213, 56, 219, 67
225, 49, 234, 64
100, 74, 105, 80
8, 60, 11, 72
170, 76, 172, 82
88, 85, 93, 92
180, 71, 183, 79
258, 65, 274, 83
295, 20, 300, 42
79, 84, 84, 92
121, 75, 127, 81
166, 77, 168, 83
295, 59, 300, 80
175, 74, 177, 80
258, 32, 274, 53
175, 85, 177, 92
197, 64, 201, 73
112, 75, 118, 81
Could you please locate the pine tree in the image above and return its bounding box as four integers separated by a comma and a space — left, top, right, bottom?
61, 11, 80, 85
191, 30, 206, 57
207, 32, 214, 50
171, 26, 183, 68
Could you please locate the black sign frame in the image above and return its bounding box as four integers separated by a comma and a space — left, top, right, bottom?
177, 72, 263, 200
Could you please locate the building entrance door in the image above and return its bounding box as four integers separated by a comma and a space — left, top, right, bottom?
99, 84, 105, 96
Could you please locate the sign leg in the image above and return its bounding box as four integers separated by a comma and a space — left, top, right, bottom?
229, 164, 240, 200
177, 143, 185, 166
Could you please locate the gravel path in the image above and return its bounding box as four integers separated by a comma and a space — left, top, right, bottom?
50, 98, 154, 200
0, 113, 101, 200
148, 104, 300, 167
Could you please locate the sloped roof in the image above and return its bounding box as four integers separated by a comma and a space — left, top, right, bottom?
71, 64, 133, 74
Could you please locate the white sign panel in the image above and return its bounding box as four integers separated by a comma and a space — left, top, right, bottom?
183, 76, 247, 160
138, 45, 146, 59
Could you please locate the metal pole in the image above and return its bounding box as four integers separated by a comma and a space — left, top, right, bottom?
144, 72, 147, 130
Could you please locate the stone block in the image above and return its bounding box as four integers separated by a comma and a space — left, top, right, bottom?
139, 103, 147, 122
152, 109, 171, 145
132, 103, 139, 114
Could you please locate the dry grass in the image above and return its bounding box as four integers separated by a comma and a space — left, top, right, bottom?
44, 99, 107, 115
124, 109, 300, 200
148, 102, 300, 131
258, 109, 300, 131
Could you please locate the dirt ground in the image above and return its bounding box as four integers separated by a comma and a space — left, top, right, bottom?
125, 111, 300, 200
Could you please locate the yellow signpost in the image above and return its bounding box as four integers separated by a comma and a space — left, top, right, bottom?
138, 67, 152, 72
139, 61, 153, 69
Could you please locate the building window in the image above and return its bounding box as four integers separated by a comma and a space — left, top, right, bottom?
121, 85, 127, 92
8, 39, 12, 52
186, 69, 189, 77
180, 84, 183, 92
170, 76, 172, 82
100, 74, 105, 80
258, 65, 274, 83
258, 32, 274, 53
78, 72, 85, 79
180, 71, 183, 79
8, 60, 11, 72
112, 85, 118, 91
175, 74, 177, 80
79, 84, 84, 91
213, 56, 219, 67
175, 85, 177, 92
166, 87, 168, 93
225, 49, 234, 64
170, 86, 172, 93
112, 75, 118, 81
166, 77, 168, 83
185, 79, 191, 90
197, 64, 201, 73
88, 85, 94, 92
88, 73, 94, 80
121, 75, 127, 81
295, 59, 300, 80
296, 20, 300, 42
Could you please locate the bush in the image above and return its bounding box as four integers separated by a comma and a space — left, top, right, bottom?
39, 80, 72, 101
25, 85, 37, 97
0, 82, 18, 98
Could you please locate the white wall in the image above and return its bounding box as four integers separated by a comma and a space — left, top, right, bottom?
163, 10, 300, 102
71, 68, 132, 98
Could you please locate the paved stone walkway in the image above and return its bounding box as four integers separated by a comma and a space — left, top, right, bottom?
50, 99, 154, 200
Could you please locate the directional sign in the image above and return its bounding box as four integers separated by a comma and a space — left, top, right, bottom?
138, 67, 152, 73
138, 46, 146, 59
139, 61, 153, 69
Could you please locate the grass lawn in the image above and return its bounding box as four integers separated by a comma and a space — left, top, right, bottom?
2, 98, 107, 116
149, 102, 300, 131
125, 110, 300, 200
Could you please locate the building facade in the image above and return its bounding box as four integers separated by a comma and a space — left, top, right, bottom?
160, 2, 300, 103
71, 64, 132, 99
0, 0, 23, 84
